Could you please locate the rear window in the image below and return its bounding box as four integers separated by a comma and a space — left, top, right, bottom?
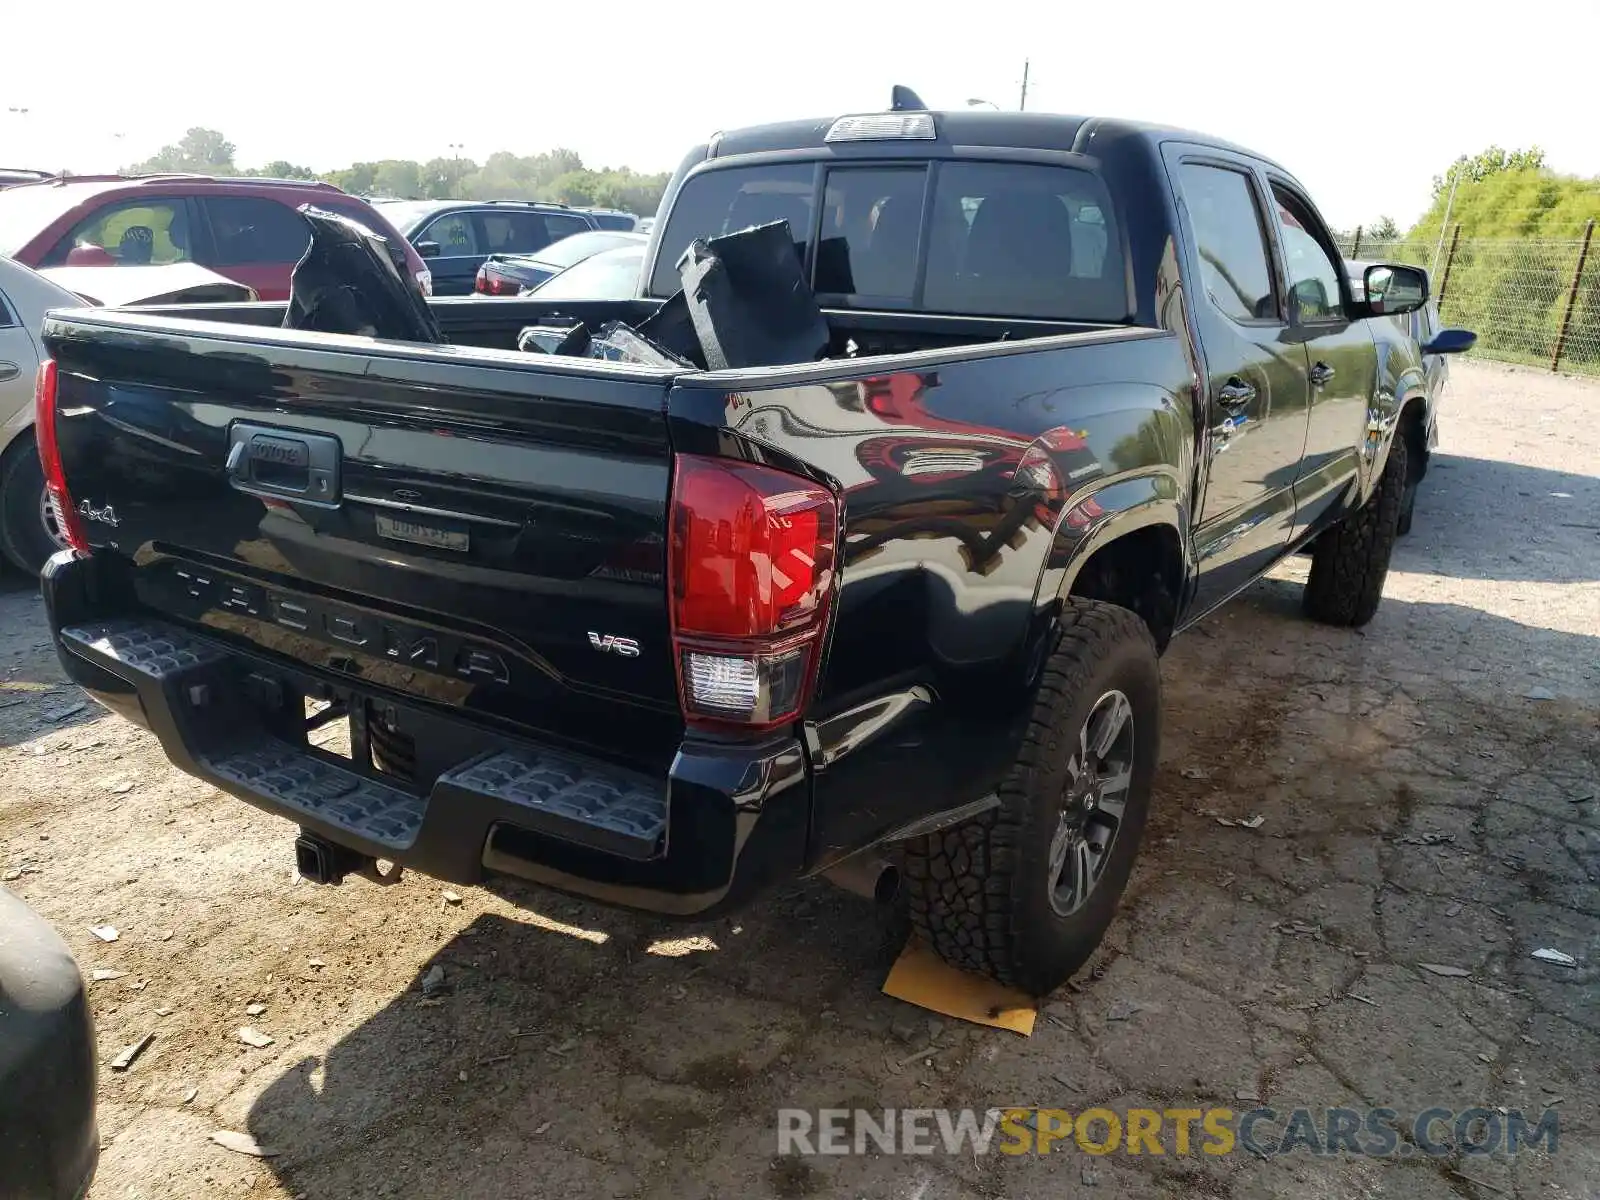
536, 231, 641, 271
532, 247, 646, 300
649, 159, 1126, 321
649, 163, 816, 296
538, 212, 591, 245
204, 196, 314, 265
923, 162, 1124, 320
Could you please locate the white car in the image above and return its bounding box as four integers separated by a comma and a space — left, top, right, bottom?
0, 257, 255, 571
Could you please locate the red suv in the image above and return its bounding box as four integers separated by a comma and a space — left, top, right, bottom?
0, 174, 431, 302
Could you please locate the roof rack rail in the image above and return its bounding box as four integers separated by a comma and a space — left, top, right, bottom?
233, 176, 338, 189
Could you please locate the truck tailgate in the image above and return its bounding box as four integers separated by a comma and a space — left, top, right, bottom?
43, 312, 686, 772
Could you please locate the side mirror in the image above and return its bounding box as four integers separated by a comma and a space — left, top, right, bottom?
1360, 263, 1428, 317
415, 240, 441, 259
1421, 327, 1477, 356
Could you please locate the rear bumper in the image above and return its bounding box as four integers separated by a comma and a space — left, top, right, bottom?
43, 552, 810, 918
0, 889, 98, 1200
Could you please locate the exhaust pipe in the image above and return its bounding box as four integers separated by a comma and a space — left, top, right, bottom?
822, 856, 900, 904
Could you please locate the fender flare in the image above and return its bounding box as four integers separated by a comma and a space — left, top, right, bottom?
1361, 345, 1428, 503
1022, 470, 1192, 663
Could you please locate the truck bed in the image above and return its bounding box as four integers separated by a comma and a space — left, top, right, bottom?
134, 294, 1121, 357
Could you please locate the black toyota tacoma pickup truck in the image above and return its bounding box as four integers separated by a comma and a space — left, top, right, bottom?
34, 100, 1467, 993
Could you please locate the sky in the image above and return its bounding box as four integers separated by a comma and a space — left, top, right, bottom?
3, 0, 1595, 230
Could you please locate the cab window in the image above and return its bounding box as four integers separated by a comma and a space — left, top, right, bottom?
1272, 186, 1345, 323
419, 212, 479, 257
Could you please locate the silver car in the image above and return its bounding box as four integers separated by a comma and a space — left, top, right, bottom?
0, 259, 82, 571
0, 257, 256, 571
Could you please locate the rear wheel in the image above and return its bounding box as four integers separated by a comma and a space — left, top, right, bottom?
903, 599, 1161, 995
0, 438, 67, 576
1302, 435, 1407, 627
1396, 479, 1418, 537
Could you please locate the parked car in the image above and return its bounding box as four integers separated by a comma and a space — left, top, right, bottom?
475, 230, 646, 295
0, 256, 264, 572
373, 200, 599, 296
577, 207, 640, 232
1346, 260, 1476, 533
37, 98, 1469, 995
522, 243, 646, 300
39, 262, 257, 307
0, 174, 429, 303
0, 887, 99, 1200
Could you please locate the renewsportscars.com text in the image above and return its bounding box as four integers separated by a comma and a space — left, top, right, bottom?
776, 1106, 1560, 1158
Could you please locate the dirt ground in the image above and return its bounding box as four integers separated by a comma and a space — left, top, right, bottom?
2, 359, 1596, 1200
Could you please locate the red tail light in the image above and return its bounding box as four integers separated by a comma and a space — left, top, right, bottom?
33, 360, 90, 554
669, 454, 838, 731
474, 265, 519, 296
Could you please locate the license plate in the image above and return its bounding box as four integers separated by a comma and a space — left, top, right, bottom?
375, 513, 469, 553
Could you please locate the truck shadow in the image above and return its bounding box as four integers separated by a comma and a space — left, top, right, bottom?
0, 577, 103, 748
238, 595, 1599, 1199
243, 882, 907, 1197
1403, 453, 1599, 583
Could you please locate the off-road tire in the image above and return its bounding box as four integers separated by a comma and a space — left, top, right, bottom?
1302, 435, 1407, 627
902, 599, 1161, 995
1396, 478, 1418, 537
0, 438, 61, 576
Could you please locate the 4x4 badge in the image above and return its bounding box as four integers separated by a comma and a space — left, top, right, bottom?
77, 499, 119, 527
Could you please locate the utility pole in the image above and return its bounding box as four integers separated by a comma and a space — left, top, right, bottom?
1431, 166, 1460, 280
1019, 60, 1030, 111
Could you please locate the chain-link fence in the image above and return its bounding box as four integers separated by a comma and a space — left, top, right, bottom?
1336, 223, 1600, 376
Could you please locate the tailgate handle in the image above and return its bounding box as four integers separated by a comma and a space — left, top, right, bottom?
226, 423, 342, 508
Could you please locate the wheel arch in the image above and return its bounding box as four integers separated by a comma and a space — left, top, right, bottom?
1398, 393, 1429, 485
1039, 473, 1191, 654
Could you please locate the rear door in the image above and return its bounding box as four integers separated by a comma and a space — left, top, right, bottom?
1166, 151, 1312, 613
0, 282, 38, 426
1265, 180, 1377, 537
196, 195, 314, 302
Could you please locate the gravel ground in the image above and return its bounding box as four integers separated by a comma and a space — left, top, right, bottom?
2, 358, 1596, 1200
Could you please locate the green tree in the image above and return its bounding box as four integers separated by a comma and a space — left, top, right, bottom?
371, 159, 424, 198
119, 128, 671, 216
1405, 148, 1600, 372
1431, 146, 1547, 199
327, 162, 377, 195
124, 127, 239, 175
251, 160, 317, 180
1367, 215, 1400, 240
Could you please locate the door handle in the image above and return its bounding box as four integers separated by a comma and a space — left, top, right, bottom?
0, 361, 20, 383
1217, 377, 1256, 411
1310, 362, 1336, 387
